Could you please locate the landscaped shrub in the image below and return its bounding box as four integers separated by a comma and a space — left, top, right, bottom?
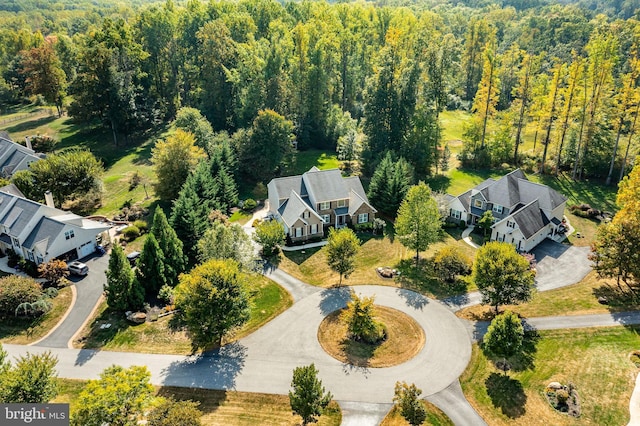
133, 220, 148, 234
7, 249, 20, 268
432, 246, 472, 283
243, 198, 257, 211
28, 134, 58, 152
122, 225, 141, 241
0, 275, 43, 317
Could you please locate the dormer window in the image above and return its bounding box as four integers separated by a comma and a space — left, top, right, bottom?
492, 204, 503, 214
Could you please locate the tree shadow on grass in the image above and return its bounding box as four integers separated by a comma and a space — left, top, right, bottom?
4, 114, 57, 134
485, 372, 527, 418
593, 283, 640, 312
156, 386, 229, 415
395, 258, 468, 300
424, 174, 451, 192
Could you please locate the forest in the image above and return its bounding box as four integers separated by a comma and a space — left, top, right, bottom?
0, 0, 639, 192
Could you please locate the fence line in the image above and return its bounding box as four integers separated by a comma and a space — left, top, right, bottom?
0, 108, 55, 126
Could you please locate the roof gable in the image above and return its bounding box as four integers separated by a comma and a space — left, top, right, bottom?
303, 169, 350, 202
23, 217, 66, 251
510, 200, 548, 239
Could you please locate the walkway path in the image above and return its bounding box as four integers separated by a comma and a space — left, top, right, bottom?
461, 225, 480, 249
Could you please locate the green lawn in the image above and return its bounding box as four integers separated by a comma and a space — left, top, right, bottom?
461, 326, 639, 425
0, 286, 73, 345
74, 275, 293, 354
229, 209, 252, 225
380, 403, 453, 426
290, 149, 340, 175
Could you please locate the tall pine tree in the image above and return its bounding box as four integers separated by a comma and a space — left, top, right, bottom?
104, 245, 144, 311
135, 234, 166, 297
151, 208, 186, 287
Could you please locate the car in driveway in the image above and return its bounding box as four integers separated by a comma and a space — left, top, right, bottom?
68, 260, 89, 276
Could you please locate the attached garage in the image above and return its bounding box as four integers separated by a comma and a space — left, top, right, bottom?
77, 241, 95, 259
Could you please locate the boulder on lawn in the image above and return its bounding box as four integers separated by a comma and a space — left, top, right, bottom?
127, 311, 147, 324
548, 382, 563, 390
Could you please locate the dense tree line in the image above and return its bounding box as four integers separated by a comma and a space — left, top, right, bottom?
1, 0, 639, 182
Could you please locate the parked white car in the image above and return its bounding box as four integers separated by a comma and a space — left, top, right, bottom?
68, 261, 89, 276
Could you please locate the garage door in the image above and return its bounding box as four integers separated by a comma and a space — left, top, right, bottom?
77, 241, 95, 258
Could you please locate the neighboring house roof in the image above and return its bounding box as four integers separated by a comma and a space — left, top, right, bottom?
0, 183, 25, 198
269, 168, 376, 220
23, 217, 65, 252
509, 200, 549, 239
0, 197, 41, 235
0, 137, 42, 178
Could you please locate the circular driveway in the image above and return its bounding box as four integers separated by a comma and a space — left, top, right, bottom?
232, 285, 472, 403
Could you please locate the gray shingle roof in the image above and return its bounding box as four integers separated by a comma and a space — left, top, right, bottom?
0, 137, 40, 178
0, 198, 41, 234
517, 179, 567, 211
485, 170, 525, 208
279, 190, 323, 227
511, 200, 547, 239
302, 169, 350, 202
23, 217, 65, 251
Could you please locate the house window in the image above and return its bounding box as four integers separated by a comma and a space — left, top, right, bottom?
36, 256, 43, 264
27, 251, 34, 262
450, 209, 461, 220
358, 213, 369, 224
507, 221, 515, 228
311, 224, 318, 234
492, 204, 503, 214
473, 199, 483, 209
295, 227, 303, 237
65, 230, 75, 240
319, 202, 330, 210
302, 211, 310, 219
322, 214, 330, 223
12, 237, 19, 248
337, 199, 346, 208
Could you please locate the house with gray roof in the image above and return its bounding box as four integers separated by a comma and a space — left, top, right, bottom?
0, 136, 44, 178
447, 169, 567, 252
0, 186, 109, 264
268, 167, 377, 242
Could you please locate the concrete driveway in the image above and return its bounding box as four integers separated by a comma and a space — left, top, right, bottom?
33, 252, 109, 348
532, 240, 592, 292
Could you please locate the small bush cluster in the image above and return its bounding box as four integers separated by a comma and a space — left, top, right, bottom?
432, 246, 472, 283
0, 276, 48, 318
545, 382, 581, 418
242, 198, 257, 211
569, 203, 601, 218
27, 134, 58, 152
133, 220, 148, 234
122, 225, 140, 241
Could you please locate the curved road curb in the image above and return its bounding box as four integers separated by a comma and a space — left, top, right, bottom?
29, 284, 77, 347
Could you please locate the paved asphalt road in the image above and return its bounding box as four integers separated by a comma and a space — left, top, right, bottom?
34, 253, 109, 348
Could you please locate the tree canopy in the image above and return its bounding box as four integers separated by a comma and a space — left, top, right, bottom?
325, 227, 360, 285
289, 363, 333, 426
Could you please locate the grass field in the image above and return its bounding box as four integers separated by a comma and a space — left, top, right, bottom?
460, 326, 639, 425
0, 286, 72, 344
457, 271, 640, 320
74, 275, 292, 354
290, 149, 340, 175
278, 230, 477, 297
54, 379, 342, 425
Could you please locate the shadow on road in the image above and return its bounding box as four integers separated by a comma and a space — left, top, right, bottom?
75, 348, 99, 366
318, 286, 352, 316
341, 362, 370, 378
161, 342, 247, 390
395, 288, 429, 310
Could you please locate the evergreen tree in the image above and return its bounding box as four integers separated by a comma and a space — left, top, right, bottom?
170, 180, 210, 266
135, 234, 166, 297
367, 153, 413, 218
151, 208, 186, 287
104, 245, 143, 311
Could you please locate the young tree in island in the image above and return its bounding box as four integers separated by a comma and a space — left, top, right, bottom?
71, 365, 153, 426
0, 351, 58, 403
393, 382, 427, 426
174, 259, 250, 349
104, 245, 144, 312
473, 241, 535, 314
289, 364, 333, 426
254, 220, 285, 257
341, 292, 384, 344
395, 182, 442, 265
135, 234, 167, 297
482, 310, 524, 374
326, 227, 360, 285
151, 208, 186, 286
478, 210, 494, 237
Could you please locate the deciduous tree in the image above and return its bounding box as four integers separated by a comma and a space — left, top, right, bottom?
147, 398, 202, 426
38, 259, 69, 287
174, 259, 250, 348
197, 221, 258, 271
1, 351, 58, 403
473, 241, 535, 314
341, 292, 384, 344
152, 129, 206, 201
289, 363, 333, 426
326, 227, 360, 285
482, 310, 524, 373
395, 182, 442, 264
254, 220, 285, 257
71, 365, 153, 426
